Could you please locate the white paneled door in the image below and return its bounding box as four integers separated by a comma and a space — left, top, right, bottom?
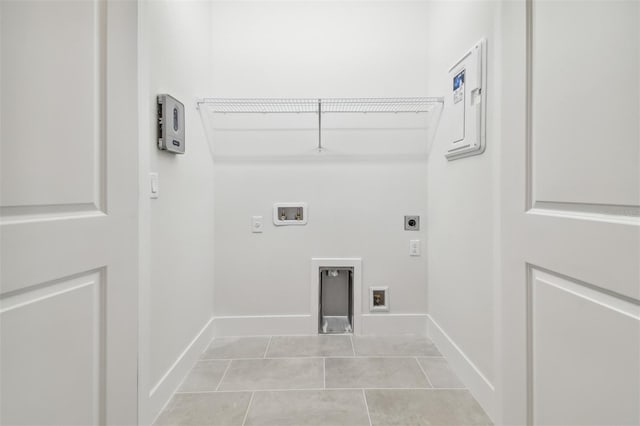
501, 1, 640, 425
1, 1, 138, 424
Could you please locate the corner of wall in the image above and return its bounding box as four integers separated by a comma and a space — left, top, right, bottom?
138, 0, 216, 423
424, 0, 501, 422
146, 319, 214, 425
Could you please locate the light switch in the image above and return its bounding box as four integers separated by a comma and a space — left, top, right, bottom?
409, 240, 421, 256
150, 172, 159, 199
252, 216, 263, 233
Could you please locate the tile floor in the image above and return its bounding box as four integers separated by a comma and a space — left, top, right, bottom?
155, 335, 492, 426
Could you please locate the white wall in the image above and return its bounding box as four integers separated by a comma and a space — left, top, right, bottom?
138, 1, 215, 423
424, 0, 501, 420
209, 1, 433, 336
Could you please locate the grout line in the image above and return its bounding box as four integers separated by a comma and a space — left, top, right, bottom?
362, 389, 373, 426
172, 360, 197, 396
241, 392, 254, 426
203, 334, 216, 355
263, 336, 273, 358
323, 358, 326, 389
199, 355, 445, 361
202, 356, 326, 361
215, 360, 232, 391
174, 387, 457, 395
150, 389, 176, 426
349, 335, 356, 356
415, 357, 434, 388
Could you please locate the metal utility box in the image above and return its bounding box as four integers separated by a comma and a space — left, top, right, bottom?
157, 94, 185, 154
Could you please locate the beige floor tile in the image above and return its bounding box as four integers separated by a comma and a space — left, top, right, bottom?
266, 335, 354, 358
154, 392, 252, 426
418, 357, 465, 388
218, 358, 324, 391
178, 360, 230, 392
365, 389, 492, 426
244, 390, 370, 426
202, 337, 270, 359
158, 335, 489, 426
353, 336, 440, 357
325, 357, 431, 389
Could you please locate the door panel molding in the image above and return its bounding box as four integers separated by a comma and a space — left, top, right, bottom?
525, 0, 640, 221
529, 201, 640, 226
0, 269, 106, 425
500, 1, 640, 424
0, 203, 104, 225
0, 268, 105, 310
527, 265, 640, 425
0, 1, 138, 423
0, 0, 107, 214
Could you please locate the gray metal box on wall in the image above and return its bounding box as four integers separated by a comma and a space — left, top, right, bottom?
157, 94, 185, 154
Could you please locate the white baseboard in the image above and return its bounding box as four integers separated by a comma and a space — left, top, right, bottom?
147, 317, 214, 424
213, 314, 312, 336
427, 314, 495, 420
360, 313, 428, 336
212, 313, 428, 337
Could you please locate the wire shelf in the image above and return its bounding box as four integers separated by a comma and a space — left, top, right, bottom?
197, 97, 443, 114
323, 98, 443, 113
197, 96, 444, 153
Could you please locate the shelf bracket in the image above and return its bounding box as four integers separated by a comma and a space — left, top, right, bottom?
317, 98, 323, 152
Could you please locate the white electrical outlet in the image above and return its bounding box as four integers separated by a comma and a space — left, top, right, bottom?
409, 240, 421, 256
252, 216, 263, 233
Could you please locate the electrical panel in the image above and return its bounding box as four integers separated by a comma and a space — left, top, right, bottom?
157, 94, 185, 154
446, 38, 487, 161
